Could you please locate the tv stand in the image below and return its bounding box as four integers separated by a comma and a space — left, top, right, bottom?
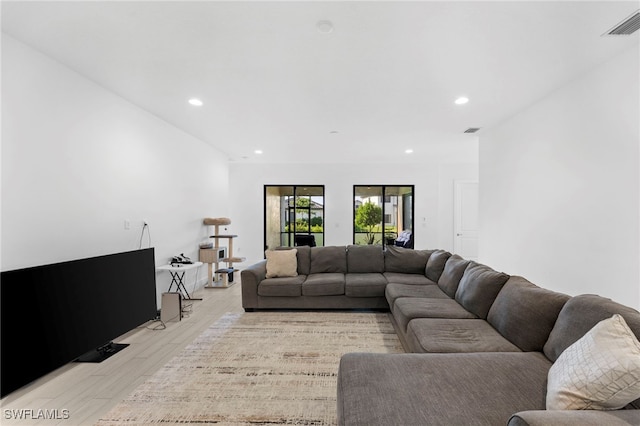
74, 342, 129, 363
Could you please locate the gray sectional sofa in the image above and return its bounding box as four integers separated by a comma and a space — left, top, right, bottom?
240, 244, 451, 311
241, 245, 640, 425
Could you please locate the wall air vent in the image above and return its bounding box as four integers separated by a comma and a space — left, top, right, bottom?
464, 128, 481, 134
604, 10, 640, 36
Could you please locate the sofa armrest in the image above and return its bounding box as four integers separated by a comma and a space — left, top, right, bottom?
508, 410, 640, 426
240, 260, 267, 311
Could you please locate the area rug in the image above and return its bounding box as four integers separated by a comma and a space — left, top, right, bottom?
97, 311, 404, 425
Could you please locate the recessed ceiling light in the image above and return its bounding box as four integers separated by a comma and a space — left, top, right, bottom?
405, 149, 414, 154
188, 98, 203, 106
317, 20, 334, 34
455, 97, 469, 105
254, 150, 263, 155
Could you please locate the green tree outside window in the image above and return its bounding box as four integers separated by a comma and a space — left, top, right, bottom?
355, 202, 383, 245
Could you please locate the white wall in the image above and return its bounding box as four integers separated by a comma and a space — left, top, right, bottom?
229, 161, 478, 267
1, 35, 230, 306
479, 46, 640, 309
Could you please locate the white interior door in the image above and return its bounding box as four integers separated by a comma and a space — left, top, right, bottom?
454, 180, 479, 260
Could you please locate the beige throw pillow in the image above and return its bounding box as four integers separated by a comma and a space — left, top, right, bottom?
546, 314, 640, 410
265, 249, 298, 278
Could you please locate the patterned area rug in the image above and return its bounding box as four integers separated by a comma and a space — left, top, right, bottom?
97, 311, 403, 425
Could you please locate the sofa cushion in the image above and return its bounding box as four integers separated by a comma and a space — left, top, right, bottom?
383, 272, 434, 286
385, 283, 449, 312
276, 245, 311, 275
424, 249, 452, 282
265, 249, 298, 278
437, 254, 471, 298
487, 276, 570, 352
546, 314, 640, 410
543, 294, 640, 363
302, 273, 345, 296
309, 246, 347, 274
258, 275, 305, 297
508, 410, 640, 426
384, 246, 431, 274
347, 245, 384, 273
345, 273, 387, 297
294, 245, 311, 275
455, 262, 510, 319
337, 352, 552, 426
405, 318, 522, 353
393, 297, 477, 332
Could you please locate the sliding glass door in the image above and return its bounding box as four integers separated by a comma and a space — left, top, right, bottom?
353, 185, 414, 247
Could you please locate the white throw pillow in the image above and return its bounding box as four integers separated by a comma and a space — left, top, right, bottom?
265, 249, 298, 278
546, 314, 640, 410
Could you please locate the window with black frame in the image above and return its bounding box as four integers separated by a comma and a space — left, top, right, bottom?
353, 185, 414, 248
264, 185, 325, 250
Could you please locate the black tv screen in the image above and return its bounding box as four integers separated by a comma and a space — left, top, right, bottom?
1, 248, 157, 397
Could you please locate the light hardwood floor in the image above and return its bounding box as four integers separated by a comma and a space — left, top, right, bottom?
1, 282, 244, 425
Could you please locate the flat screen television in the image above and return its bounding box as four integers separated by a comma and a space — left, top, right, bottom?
0, 248, 157, 398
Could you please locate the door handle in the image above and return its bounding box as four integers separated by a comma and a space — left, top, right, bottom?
456, 233, 462, 236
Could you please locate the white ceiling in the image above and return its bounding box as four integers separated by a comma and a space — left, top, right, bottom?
2, 1, 639, 163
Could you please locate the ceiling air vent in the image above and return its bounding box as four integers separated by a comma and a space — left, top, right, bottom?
464, 128, 481, 134
604, 10, 640, 36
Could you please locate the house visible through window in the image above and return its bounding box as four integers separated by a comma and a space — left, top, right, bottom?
353, 185, 414, 248
264, 185, 325, 250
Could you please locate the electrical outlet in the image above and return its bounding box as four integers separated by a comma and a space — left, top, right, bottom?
124, 220, 130, 230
